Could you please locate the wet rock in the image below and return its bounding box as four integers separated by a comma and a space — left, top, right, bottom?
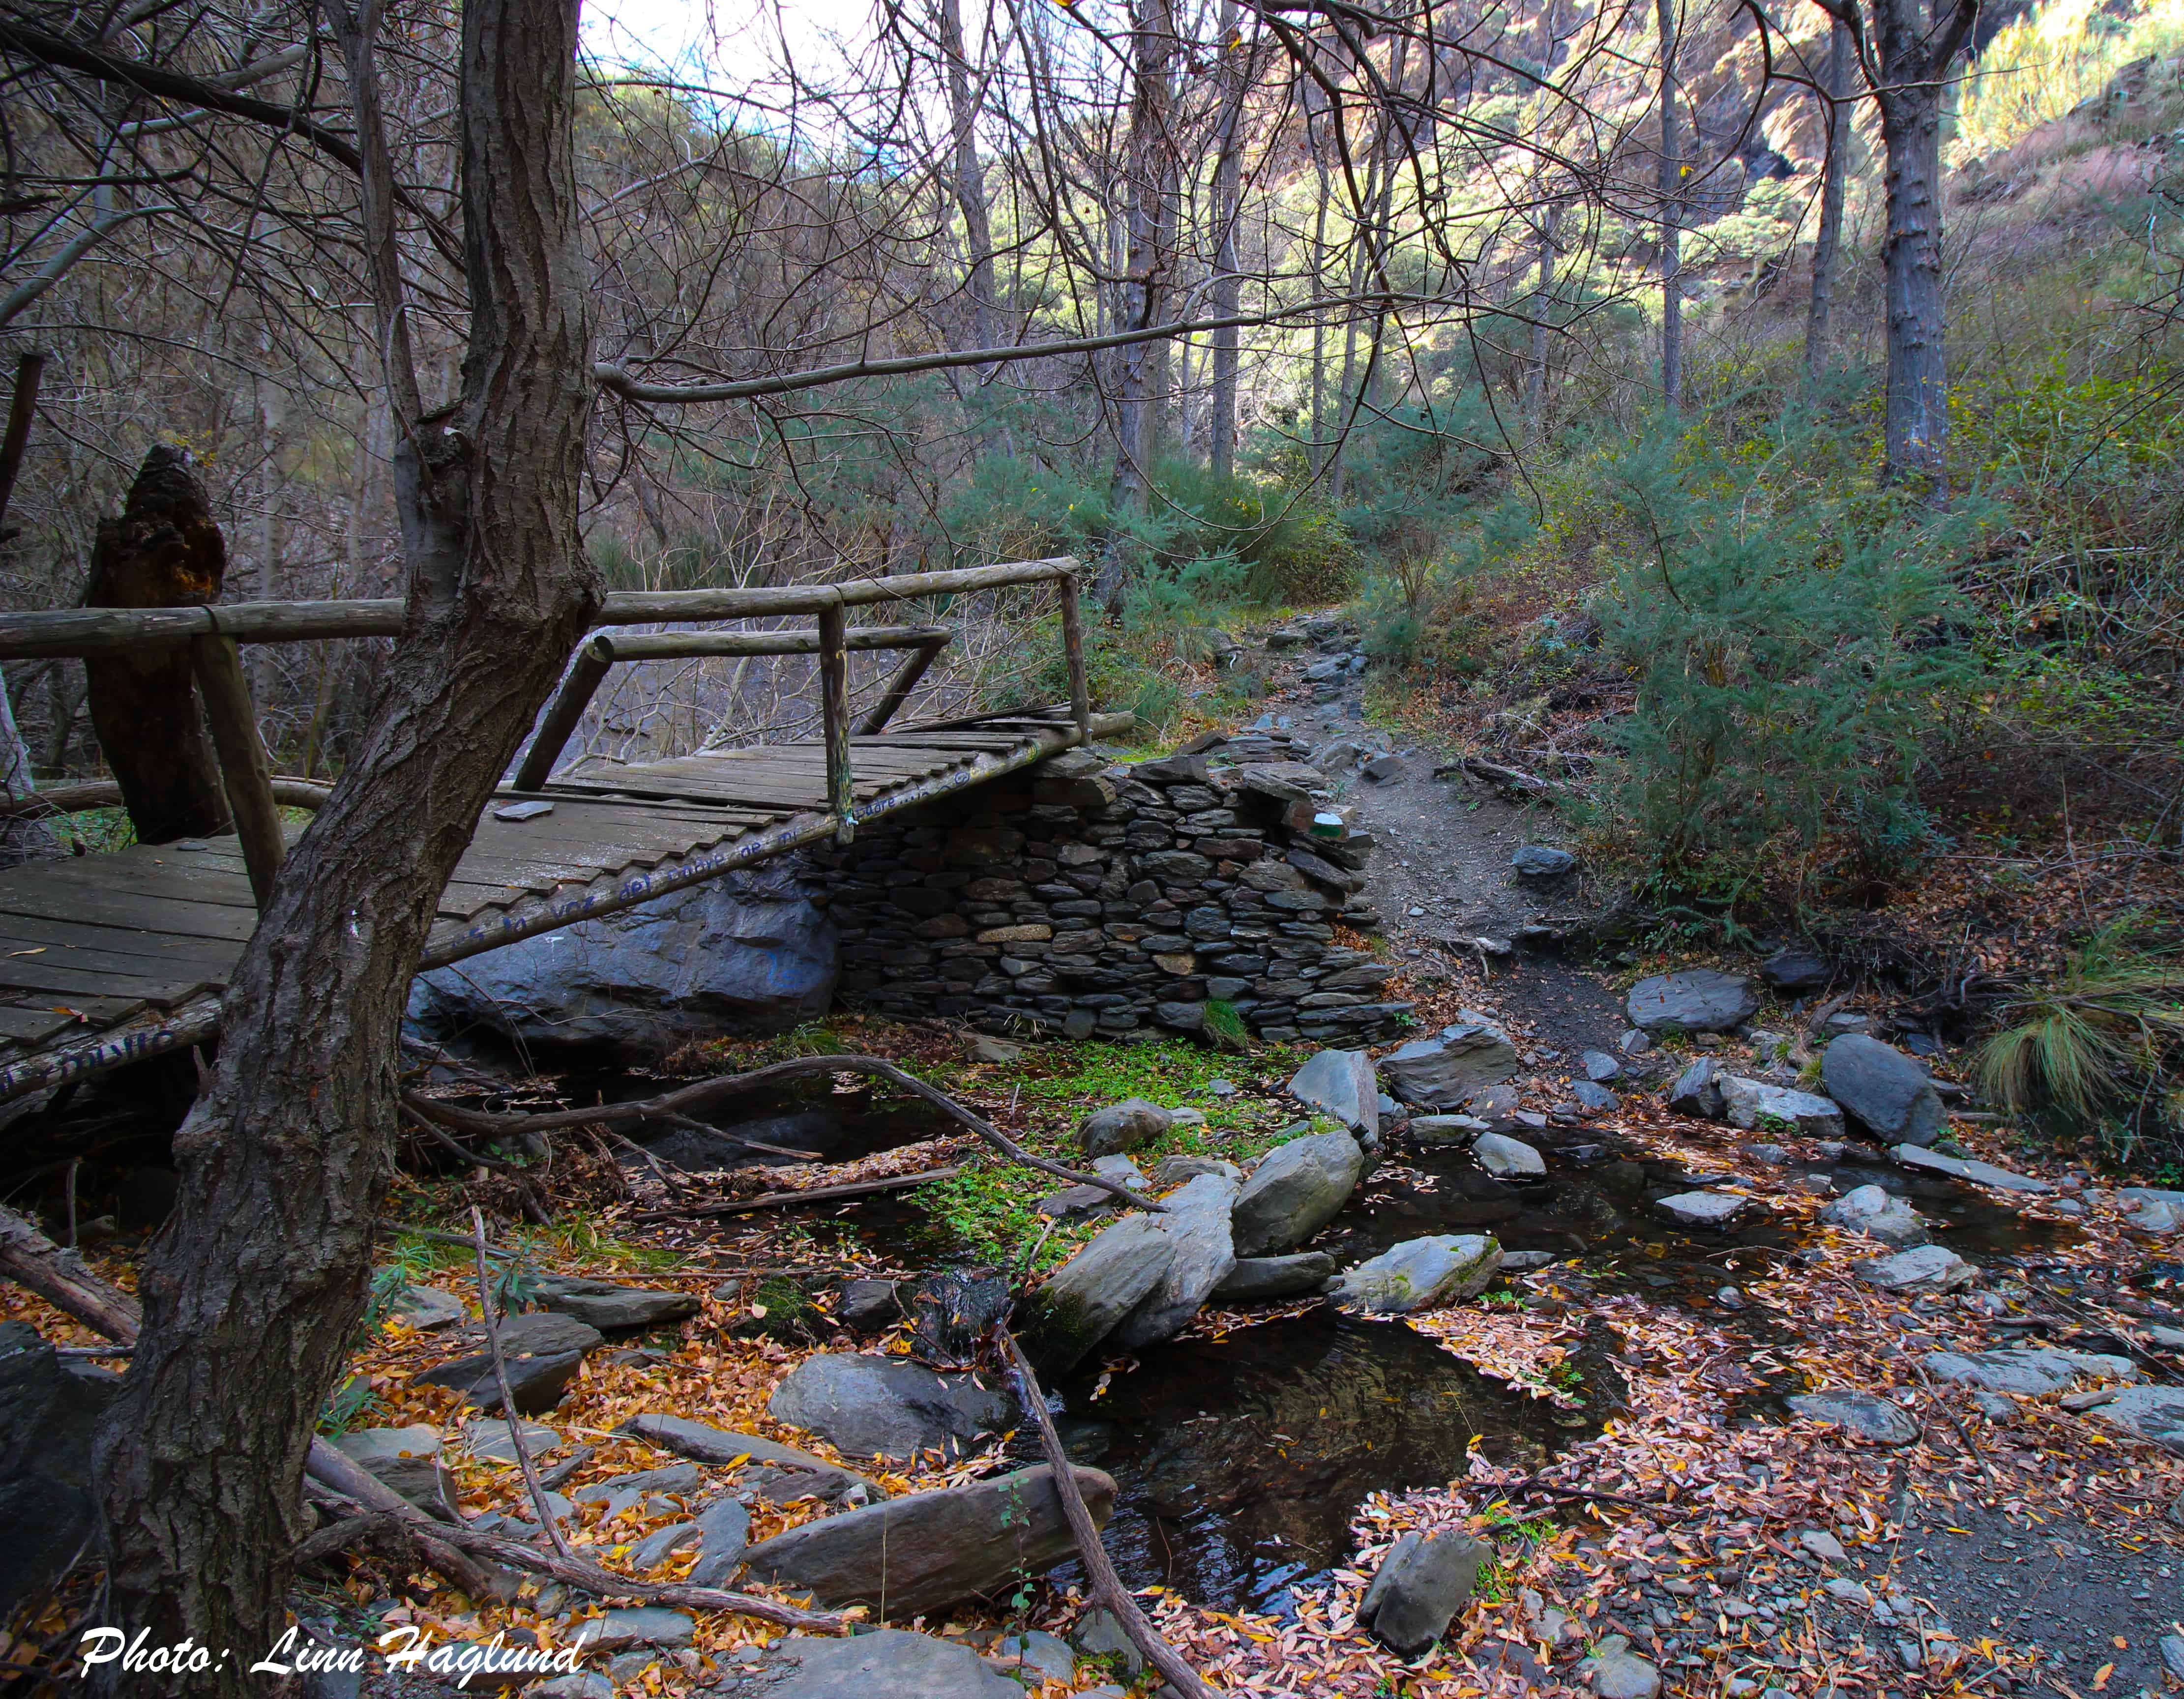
1721, 1077, 1845, 1139
1822, 1036, 1946, 1147
2095, 1385, 2184, 1451
409, 861, 836, 1056
1626, 969, 1758, 1035
1325, 1234, 1504, 1315
1473, 1133, 1546, 1180
415, 1311, 602, 1414
528, 1274, 699, 1333
1408, 1114, 1491, 1145
1213, 1252, 1339, 1300
1077, 1098, 1173, 1159
740, 1465, 1114, 1618
836, 1280, 904, 1334
1378, 1021, 1521, 1110
767, 1353, 1012, 1462
688, 1497, 751, 1586
998, 1631, 1078, 1686
1760, 950, 1830, 992
1852, 1245, 1977, 1293
1288, 1048, 1380, 1141
907, 1270, 1012, 1368
1231, 1131, 1363, 1256
1111, 1172, 1240, 1350
1923, 1347, 2138, 1397
1020, 1215, 1177, 1377
1654, 1191, 1748, 1230
1581, 1635, 1662, 1699
1668, 1056, 1727, 1120
1824, 1184, 1929, 1248
1358, 1530, 1490, 1654
1785, 1390, 1920, 1445
332, 1425, 459, 1521
1888, 1143, 2051, 1194
384, 1283, 467, 1331
1510, 844, 1577, 880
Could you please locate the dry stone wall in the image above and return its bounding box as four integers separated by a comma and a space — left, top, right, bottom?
807, 743, 1410, 1044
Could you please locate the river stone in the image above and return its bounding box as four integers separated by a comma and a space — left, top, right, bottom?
1570, 1081, 1620, 1112
1654, 1191, 1747, 1229
1582, 1636, 1662, 1699
754, 1630, 1024, 1699
1021, 1214, 1177, 1376
583, 1608, 695, 1651
1473, 1132, 1546, 1180
1924, 1348, 2138, 1396
1358, 1530, 1490, 1654
1213, 1252, 1340, 1300
1626, 969, 1758, 1035
1852, 1245, 1977, 1293
1377, 1022, 1521, 1109
740, 1465, 1114, 1618
463, 1416, 560, 1464
1231, 1131, 1363, 1256
2121, 1189, 2184, 1233
1110, 1173, 1239, 1350
615, 1413, 886, 1497
1822, 1036, 1946, 1146
1824, 1184, 1929, 1248
2093, 1385, 2184, 1452
836, 1280, 904, 1334
1761, 949, 1831, 992
1891, 1143, 2052, 1194
1785, 1390, 1920, 1445
1510, 844, 1577, 879
332, 1425, 459, 1521
1408, 1114, 1491, 1145
1288, 1048, 1380, 1141
384, 1283, 467, 1330
1582, 1050, 1623, 1083
1076, 1098, 1173, 1159
1721, 1077, 1845, 1139
414, 1311, 602, 1413
1668, 1057, 1727, 1120
1325, 1235, 1504, 1316
767, 1353, 1013, 1462
407, 859, 837, 1056
528, 1274, 699, 1332
688, 1497, 752, 1586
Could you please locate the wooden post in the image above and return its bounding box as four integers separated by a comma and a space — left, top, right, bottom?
856, 635, 948, 734
1057, 569, 1092, 745
189, 634, 284, 906
511, 635, 614, 791
817, 600, 853, 843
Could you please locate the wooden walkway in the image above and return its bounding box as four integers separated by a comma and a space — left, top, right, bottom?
0, 706, 1115, 1103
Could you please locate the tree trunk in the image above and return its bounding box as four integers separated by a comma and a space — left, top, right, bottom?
1876, 74, 1947, 489
90, 0, 598, 1682
80, 445, 234, 845
1804, 20, 1851, 374
937, 0, 998, 357
1524, 201, 1560, 429
1656, 0, 1682, 410
1208, 5, 1245, 481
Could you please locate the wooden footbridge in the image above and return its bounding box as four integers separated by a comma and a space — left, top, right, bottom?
0, 558, 1117, 1104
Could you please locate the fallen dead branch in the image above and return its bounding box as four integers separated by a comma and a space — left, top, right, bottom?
404, 1052, 1165, 1213
469, 1205, 573, 1558
630, 1165, 965, 1221
997, 1324, 1221, 1699
1433, 755, 1567, 798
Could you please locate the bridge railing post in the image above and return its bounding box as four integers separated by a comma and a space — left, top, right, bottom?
1056, 567, 1092, 746
513, 635, 615, 791
817, 599, 854, 843
189, 633, 285, 906
856, 634, 947, 735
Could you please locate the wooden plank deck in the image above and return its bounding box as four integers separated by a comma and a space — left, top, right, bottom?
0, 705, 1104, 1102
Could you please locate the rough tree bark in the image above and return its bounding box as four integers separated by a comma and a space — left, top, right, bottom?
937, 0, 998, 357
1804, 19, 1852, 374
80, 445, 233, 844
1207, 0, 1247, 482
1820, 0, 1979, 490
1656, 0, 1682, 410
89, 0, 598, 1682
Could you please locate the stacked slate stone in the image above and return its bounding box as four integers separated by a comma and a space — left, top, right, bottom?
810, 745, 1407, 1045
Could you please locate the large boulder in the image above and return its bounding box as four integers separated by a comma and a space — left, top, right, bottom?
1625, 970, 1758, 1035
1110, 1173, 1239, 1350
1720, 1077, 1844, 1139
0, 1322, 120, 1623
1377, 1022, 1521, 1110
1288, 1049, 1380, 1142
1822, 1036, 1946, 1146
1019, 1215, 1176, 1377
1230, 1131, 1363, 1256
767, 1353, 1013, 1462
740, 1465, 1116, 1618
1213, 1252, 1340, 1301
1076, 1099, 1173, 1159
408, 860, 836, 1057
1358, 1530, 1490, 1654
1325, 1235, 1504, 1316
748, 1631, 1026, 1699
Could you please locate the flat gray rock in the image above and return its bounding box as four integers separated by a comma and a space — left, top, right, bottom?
1582, 1050, 1623, 1083
1325, 1234, 1503, 1316
1852, 1244, 1977, 1293
1892, 1143, 2051, 1194
1020, 1214, 1176, 1377
582, 1608, 694, 1651
1761, 949, 1830, 992
740, 1465, 1113, 1619
1473, 1132, 1545, 1179
688, 1496, 751, 1586
461, 1416, 560, 1464
1213, 1252, 1339, 1301
1377, 1022, 1520, 1110
414, 1312, 601, 1414
1111, 1172, 1239, 1350
384, 1283, 467, 1330
1824, 1036, 1946, 1146
748, 1630, 1024, 1699
1288, 1048, 1380, 1141
1407, 1114, 1490, 1145
1231, 1131, 1363, 1256
1823, 1183, 1929, 1248
331, 1425, 458, 1521
616, 1413, 885, 1495
1924, 1347, 2138, 1397
767, 1353, 1012, 1462
1654, 1191, 1747, 1229
2095, 1385, 2184, 1451
1358, 1530, 1489, 1654
528, 1273, 699, 1332
1785, 1390, 1919, 1445
1582, 1636, 1662, 1699
1721, 1077, 1844, 1139
1626, 969, 1757, 1035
